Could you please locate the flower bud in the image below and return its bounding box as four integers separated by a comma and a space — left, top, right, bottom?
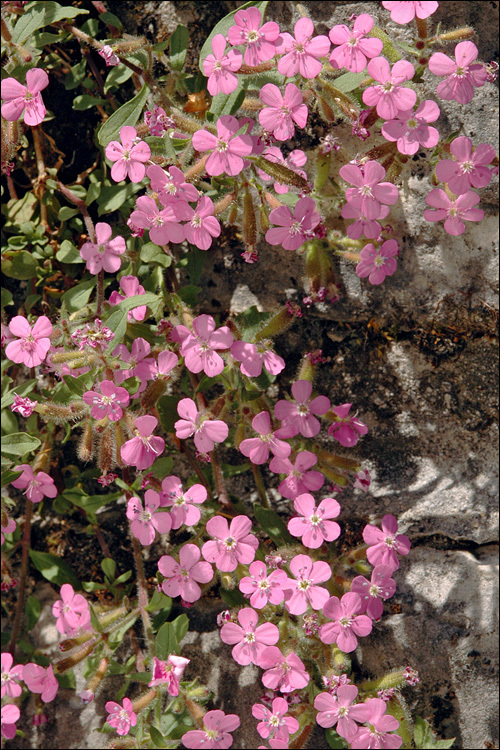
79, 656, 109, 703
317, 450, 360, 472
184, 152, 210, 182
254, 307, 298, 341
141, 379, 168, 412
55, 639, 98, 673
98, 427, 115, 474
228, 201, 239, 224
438, 26, 474, 41
219, 573, 236, 590
59, 631, 95, 652
259, 202, 270, 232
214, 191, 237, 216
132, 688, 157, 714
243, 188, 257, 247
78, 419, 94, 462
314, 151, 332, 191
255, 156, 310, 192
319, 96, 336, 123
319, 465, 349, 487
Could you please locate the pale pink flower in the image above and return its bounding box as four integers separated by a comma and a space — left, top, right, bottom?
154, 350, 179, 381
362, 57, 416, 119
79, 222, 126, 274
350, 698, 402, 749
11, 394, 38, 417
52, 583, 91, 635
327, 404, 368, 447
283, 554, 331, 615
109, 275, 147, 322
239, 411, 291, 465
105, 697, 137, 736
259, 83, 308, 141
23, 663, 59, 702
182, 710, 240, 749
341, 202, 391, 239
253, 696, 299, 742
256, 146, 307, 194
98, 45, 119, 66
192, 115, 253, 177
320, 592, 373, 652
1, 704, 20, 741
120, 415, 165, 470
231, 340, 285, 378
382, 1, 439, 24
148, 655, 190, 693
174, 398, 229, 453
435, 136, 495, 195
260, 647, 310, 693
277, 17, 330, 79
113, 338, 157, 395
351, 565, 397, 620
6, 315, 52, 368
353, 468, 371, 491
129, 195, 185, 245
1, 68, 49, 125
227, 6, 281, 66
202, 515, 258, 572
83, 380, 130, 421
127, 490, 172, 545
147, 164, 199, 204
11, 464, 57, 504
381, 100, 441, 155
274, 380, 330, 438
266, 197, 321, 251
340, 160, 399, 219
105, 125, 151, 183
1, 517, 16, 545
158, 543, 213, 602
356, 239, 399, 285
160, 475, 207, 529
1, 652, 24, 698
323, 673, 352, 695
145, 106, 175, 136
424, 188, 484, 235
220, 607, 279, 666
238, 560, 289, 609
181, 314, 234, 377
183, 195, 221, 250
314, 685, 374, 741
269, 450, 324, 499
428, 41, 488, 104
287, 494, 341, 549
203, 34, 242, 96
329, 14, 383, 72
363, 514, 411, 571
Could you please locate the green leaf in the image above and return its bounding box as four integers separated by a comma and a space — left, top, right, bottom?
107, 614, 138, 649
105, 308, 128, 348
29, 549, 80, 588
99, 11, 123, 30
1, 468, 23, 487
325, 728, 348, 748
114, 292, 159, 314
1, 251, 38, 280
1, 379, 38, 410
97, 181, 143, 215
62, 487, 121, 517
221, 587, 247, 607
199, 1, 268, 73
155, 621, 179, 658
64, 57, 87, 90
414, 716, 456, 749
170, 24, 189, 71
12, 1, 89, 46
332, 71, 367, 93
62, 374, 87, 397
171, 613, 189, 643
25, 594, 42, 630
55, 239, 83, 263
207, 88, 246, 123
1, 432, 41, 457
56, 670, 76, 689
369, 26, 402, 63
253, 503, 294, 546
101, 557, 116, 581
61, 277, 96, 313
1, 288, 14, 307
176, 285, 201, 306
157, 395, 180, 434
150, 456, 174, 481
146, 590, 172, 614
140, 241, 172, 267
103, 64, 134, 94
98, 84, 150, 147
58, 206, 79, 221
73, 94, 107, 110
149, 726, 167, 748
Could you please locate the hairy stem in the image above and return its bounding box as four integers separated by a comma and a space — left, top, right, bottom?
7, 498, 32, 657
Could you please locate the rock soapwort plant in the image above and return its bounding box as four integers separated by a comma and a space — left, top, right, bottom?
0, 1, 497, 748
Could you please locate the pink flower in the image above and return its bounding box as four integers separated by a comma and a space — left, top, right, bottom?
1, 68, 49, 125
259, 83, 308, 141
154, 350, 179, 381
1, 704, 20, 741
148, 655, 190, 693
382, 1, 439, 24
362, 57, 416, 119
181, 314, 234, 377
327, 404, 368, 447
98, 45, 119, 66
203, 34, 242, 96
239, 561, 289, 609
23, 663, 59, 702
423, 188, 484, 235
83, 380, 130, 422
105, 697, 137, 736
79, 222, 126, 274
283, 554, 331, 615
202, 515, 258, 572
429, 41, 488, 104
277, 18, 330, 79
120, 415, 165, 470
351, 565, 397, 620
174, 398, 229, 453
435, 136, 496, 195
227, 7, 281, 66
341, 201, 391, 239
287, 494, 341, 549
113, 338, 157, 395
11, 394, 38, 417
363, 514, 411, 571
339, 160, 399, 219
158, 543, 213, 603
6, 315, 52, 368
182, 710, 240, 749
319, 592, 373, 652
239, 411, 291, 465
129, 195, 185, 245
1, 652, 24, 698
127, 490, 172, 545
109, 276, 147, 322
11, 464, 57, 504
269, 450, 324, 499
266, 197, 321, 251
356, 239, 399, 285
192, 115, 253, 177
160, 475, 207, 529
274, 380, 330, 438
105, 125, 151, 183
329, 14, 383, 73
183, 195, 222, 250
220, 607, 279, 666
253, 697, 299, 742
315, 685, 374, 741
350, 698, 402, 749
52, 583, 91, 635
353, 468, 371, 491
381, 100, 441, 155
1, 516, 16, 545
147, 164, 199, 204
257, 146, 307, 194
231, 340, 285, 378
260, 647, 310, 693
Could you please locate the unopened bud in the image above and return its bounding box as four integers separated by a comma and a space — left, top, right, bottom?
98, 427, 115, 474
228, 201, 238, 224
254, 307, 298, 341
319, 465, 349, 487
318, 80, 360, 122
259, 202, 270, 232
78, 419, 94, 462
184, 152, 209, 182
55, 638, 97, 673
219, 573, 236, 590
438, 26, 474, 41
315, 151, 332, 191
319, 96, 336, 122
235, 422, 246, 449
141, 378, 168, 412
80, 656, 109, 702
214, 191, 237, 216
263, 192, 285, 210
317, 450, 360, 472
59, 631, 95, 652
132, 689, 157, 714
112, 38, 147, 53
243, 188, 257, 247
361, 667, 413, 692
255, 156, 310, 192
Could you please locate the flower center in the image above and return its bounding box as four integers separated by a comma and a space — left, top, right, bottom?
244, 632, 256, 643
191, 214, 202, 227
258, 578, 270, 590
360, 184, 373, 197
338, 705, 349, 717
205, 728, 222, 741
382, 81, 394, 92
216, 138, 229, 152
140, 510, 152, 523
298, 578, 312, 591
298, 403, 309, 415
281, 104, 291, 117
461, 160, 474, 173
455, 65, 466, 77
269, 713, 282, 727
224, 536, 237, 550
407, 118, 418, 129
384, 535, 397, 548
293, 41, 306, 54
174, 495, 186, 506
309, 513, 321, 526
213, 61, 223, 71
246, 29, 260, 44
339, 615, 353, 628
289, 219, 304, 236
180, 567, 189, 578
374, 254, 385, 267
369, 584, 382, 598
348, 35, 359, 47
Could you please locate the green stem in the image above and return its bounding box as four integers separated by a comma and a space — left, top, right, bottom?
8, 498, 32, 657
251, 462, 270, 509
96, 270, 104, 317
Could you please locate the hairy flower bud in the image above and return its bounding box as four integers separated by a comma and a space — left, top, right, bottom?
98, 427, 115, 474
315, 151, 332, 191
214, 191, 237, 216
55, 639, 98, 673
78, 419, 94, 462
438, 26, 474, 41
243, 188, 258, 247
254, 156, 310, 192
254, 307, 298, 340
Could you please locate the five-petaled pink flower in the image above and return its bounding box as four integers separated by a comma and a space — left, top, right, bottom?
182, 710, 240, 749
98, 45, 119, 66
147, 164, 199, 204
259, 83, 308, 141
227, 7, 281, 66
382, 1, 439, 24
266, 197, 321, 251
11, 394, 38, 418
356, 239, 399, 285
314, 684, 374, 742
83, 380, 130, 422
105, 126, 151, 183
260, 647, 310, 693
239, 411, 291, 465
381, 100, 441, 155
202, 515, 258, 572
105, 697, 137, 736
283, 554, 331, 615
160, 475, 207, 529
52, 583, 91, 635
120, 415, 165, 470
327, 403, 368, 447
23, 663, 59, 702
11, 464, 57, 504
363, 514, 411, 571
127, 490, 172, 545
109, 275, 148, 321
429, 41, 488, 105
148, 655, 190, 693
1, 703, 20, 741
238, 560, 289, 609
435, 136, 495, 195
158, 543, 213, 603
1, 652, 24, 698
340, 160, 399, 220
341, 201, 390, 240
129, 195, 185, 245
424, 188, 484, 235
179, 314, 234, 377
175, 398, 229, 453
184, 195, 222, 250
270, 450, 324, 499
231, 340, 285, 378
113, 337, 157, 395
277, 17, 330, 79
192, 115, 253, 177
350, 698, 402, 749
1, 68, 49, 126
80, 222, 126, 274
329, 14, 383, 73
320, 592, 373, 652
203, 34, 242, 96
351, 564, 397, 620
220, 607, 279, 666
253, 696, 299, 742
362, 57, 416, 119
6, 315, 52, 368
287, 494, 341, 549
274, 380, 330, 438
